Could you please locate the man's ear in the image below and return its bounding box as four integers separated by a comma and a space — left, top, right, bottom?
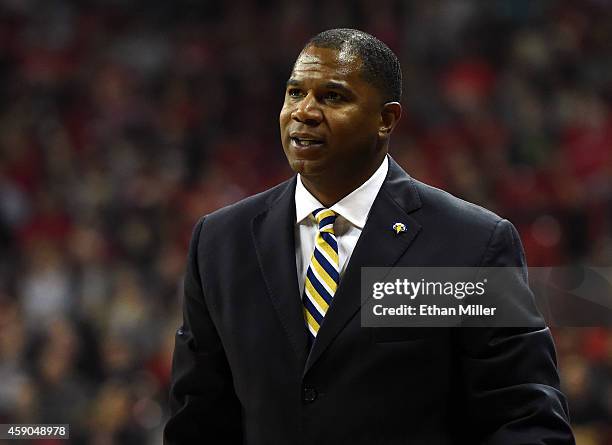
379, 102, 402, 137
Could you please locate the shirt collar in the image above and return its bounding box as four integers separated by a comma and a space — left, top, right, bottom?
295, 156, 389, 229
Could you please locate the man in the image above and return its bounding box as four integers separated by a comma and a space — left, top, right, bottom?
164, 29, 574, 444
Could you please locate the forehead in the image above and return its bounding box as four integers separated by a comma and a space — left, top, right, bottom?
290, 46, 363, 82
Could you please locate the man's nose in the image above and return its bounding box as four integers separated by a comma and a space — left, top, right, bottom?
291, 93, 323, 125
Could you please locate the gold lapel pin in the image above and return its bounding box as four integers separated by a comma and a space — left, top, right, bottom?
392, 222, 407, 235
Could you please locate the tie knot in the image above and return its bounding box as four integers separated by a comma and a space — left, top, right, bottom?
313, 208, 337, 233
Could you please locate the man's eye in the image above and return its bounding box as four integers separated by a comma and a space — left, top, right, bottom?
324, 91, 342, 101
288, 89, 302, 98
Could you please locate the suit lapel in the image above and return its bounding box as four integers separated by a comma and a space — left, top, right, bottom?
251, 178, 310, 367
304, 157, 423, 373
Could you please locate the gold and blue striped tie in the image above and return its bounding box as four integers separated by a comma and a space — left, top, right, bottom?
303, 208, 340, 342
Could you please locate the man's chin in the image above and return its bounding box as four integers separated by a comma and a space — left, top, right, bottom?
288, 158, 327, 177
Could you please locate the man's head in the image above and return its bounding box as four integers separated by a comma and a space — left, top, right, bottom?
305, 29, 402, 104
279, 28, 402, 204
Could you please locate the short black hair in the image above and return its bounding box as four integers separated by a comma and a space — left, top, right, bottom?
303, 28, 402, 103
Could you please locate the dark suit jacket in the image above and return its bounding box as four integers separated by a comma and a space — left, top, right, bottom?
164, 157, 574, 444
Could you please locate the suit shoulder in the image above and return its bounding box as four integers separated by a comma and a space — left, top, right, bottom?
197, 178, 293, 232
412, 179, 503, 230
407, 179, 523, 266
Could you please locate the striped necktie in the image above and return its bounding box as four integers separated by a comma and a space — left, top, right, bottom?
303, 208, 340, 342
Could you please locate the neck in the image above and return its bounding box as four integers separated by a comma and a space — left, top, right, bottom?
300, 154, 386, 208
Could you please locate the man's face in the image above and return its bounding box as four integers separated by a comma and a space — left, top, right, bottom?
279, 46, 385, 180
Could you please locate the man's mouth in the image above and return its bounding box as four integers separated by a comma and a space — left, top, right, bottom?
290, 137, 324, 148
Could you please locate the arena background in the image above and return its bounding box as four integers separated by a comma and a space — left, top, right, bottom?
0, 0, 611, 443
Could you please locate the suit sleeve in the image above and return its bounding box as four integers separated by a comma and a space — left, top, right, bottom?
455, 219, 575, 445
163, 217, 243, 444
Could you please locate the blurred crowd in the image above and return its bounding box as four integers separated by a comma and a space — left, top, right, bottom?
0, 0, 611, 443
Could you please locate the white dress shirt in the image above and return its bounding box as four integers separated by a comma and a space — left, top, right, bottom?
294, 156, 389, 296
